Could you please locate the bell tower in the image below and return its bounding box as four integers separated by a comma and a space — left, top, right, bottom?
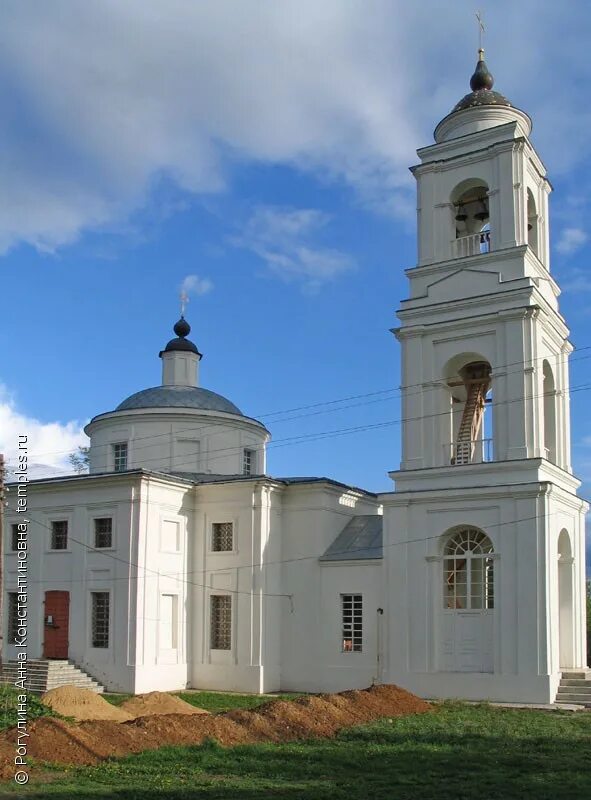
381, 51, 588, 704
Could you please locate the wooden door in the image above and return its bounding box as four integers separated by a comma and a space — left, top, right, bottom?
43, 591, 70, 659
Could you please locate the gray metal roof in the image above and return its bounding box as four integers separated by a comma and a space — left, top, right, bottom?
115, 386, 243, 415
320, 515, 383, 562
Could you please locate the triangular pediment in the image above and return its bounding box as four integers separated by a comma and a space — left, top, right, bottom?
424, 267, 502, 301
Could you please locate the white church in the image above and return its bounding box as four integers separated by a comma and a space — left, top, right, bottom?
3, 51, 589, 703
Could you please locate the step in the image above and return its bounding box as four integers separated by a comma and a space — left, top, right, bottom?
561, 669, 591, 680
558, 679, 591, 688
0, 660, 105, 694
556, 694, 591, 705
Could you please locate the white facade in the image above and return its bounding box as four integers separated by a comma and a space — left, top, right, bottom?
2, 53, 587, 702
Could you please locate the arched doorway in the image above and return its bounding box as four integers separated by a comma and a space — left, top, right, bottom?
557, 530, 574, 669
441, 527, 495, 672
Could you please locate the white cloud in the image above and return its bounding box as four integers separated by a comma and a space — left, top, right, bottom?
0, 386, 88, 479
556, 227, 588, 256
181, 274, 213, 296
0, 1, 590, 253
231, 206, 354, 290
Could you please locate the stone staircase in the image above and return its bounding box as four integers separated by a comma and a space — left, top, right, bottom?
555, 670, 591, 706
0, 660, 104, 694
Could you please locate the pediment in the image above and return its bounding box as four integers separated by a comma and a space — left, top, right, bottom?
424, 267, 502, 301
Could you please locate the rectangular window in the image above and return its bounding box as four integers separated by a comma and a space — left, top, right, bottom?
8, 593, 19, 641
210, 595, 232, 650
159, 594, 178, 650
212, 522, 234, 552
91, 592, 110, 648
51, 520, 68, 550
11, 524, 19, 551
242, 448, 255, 476
94, 518, 113, 549
112, 442, 128, 472
341, 594, 363, 652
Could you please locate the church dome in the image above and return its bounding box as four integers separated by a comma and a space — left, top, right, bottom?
160, 316, 202, 357
434, 50, 531, 144
115, 385, 244, 416
449, 53, 512, 113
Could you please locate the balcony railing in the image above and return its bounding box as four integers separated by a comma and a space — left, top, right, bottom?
452, 230, 491, 259
445, 438, 493, 466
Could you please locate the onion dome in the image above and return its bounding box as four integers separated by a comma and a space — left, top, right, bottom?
159, 316, 202, 358
451, 49, 512, 113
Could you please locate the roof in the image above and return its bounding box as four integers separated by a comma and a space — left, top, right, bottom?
320, 515, 383, 562
447, 53, 512, 116
114, 385, 244, 415
159, 316, 202, 357
11, 469, 377, 497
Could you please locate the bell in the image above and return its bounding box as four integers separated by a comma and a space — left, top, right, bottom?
474, 199, 489, 222
528, 222, 533, 231
455, 203, 468, 222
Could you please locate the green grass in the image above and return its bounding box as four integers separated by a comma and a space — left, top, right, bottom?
0, 687, 56, 732
103, 691, 300, 713
2, 703, 590, 799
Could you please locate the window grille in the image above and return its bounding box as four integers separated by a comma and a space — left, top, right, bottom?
51, 520, 68, 550
8, 593, 19, 641
210, 595, 232, 650
94, 518, 113, 549
113, 442, 128, 472
91, 592, 110, 648
212, 522, 234, 552
243, 448, 255, 476
341, 594, 363, 652
11, 524, 19, 551
443, 528, 494, 610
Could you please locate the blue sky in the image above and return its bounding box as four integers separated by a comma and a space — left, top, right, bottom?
1, 0, 591, 539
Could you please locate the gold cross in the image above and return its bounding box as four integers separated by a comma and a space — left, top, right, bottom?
476, 10, 485, 52
180, 290, 188, 317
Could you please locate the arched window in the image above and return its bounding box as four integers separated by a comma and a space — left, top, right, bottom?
542, 360, 557, 463
443, 528, 494, 610
443, 354, 493, 465
527, 189, 539, 256
451, 179, 490, 258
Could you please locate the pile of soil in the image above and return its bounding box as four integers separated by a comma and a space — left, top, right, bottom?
120, 691, 209, 717
41, 686, 133, 722
2, 684, 430, 768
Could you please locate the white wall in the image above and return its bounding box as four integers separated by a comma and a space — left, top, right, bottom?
87, 408, 268, 477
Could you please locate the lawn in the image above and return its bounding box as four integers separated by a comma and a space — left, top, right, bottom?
103, 690, 301, 713
1, 703, 590, 799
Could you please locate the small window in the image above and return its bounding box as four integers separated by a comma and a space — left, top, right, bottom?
51, 520, 68, 550
113, 442, 128, 472
91, 592, 110, 648
94, 518, 113, 549
210, 595, 232, 650
341, 594, 363, 652
243, 448, 255, 476
212, 522, 234, 552
11, 524, 19, 551
8, 593, 19, 641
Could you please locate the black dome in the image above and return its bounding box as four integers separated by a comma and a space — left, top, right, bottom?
159, 316, 202, 358
449, 52, 512, 115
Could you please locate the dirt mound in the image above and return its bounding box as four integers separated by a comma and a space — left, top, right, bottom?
120, 692, 209, 718
41, 686, 133, 722
5, 683, 430, 768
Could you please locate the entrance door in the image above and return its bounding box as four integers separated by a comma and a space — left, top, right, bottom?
43, 591, 70, 659
440, 528, 495, 673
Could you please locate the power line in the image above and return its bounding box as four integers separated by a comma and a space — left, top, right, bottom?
14, 375, 591, 477
22, 344, 591, 462
9, 502, 586, 593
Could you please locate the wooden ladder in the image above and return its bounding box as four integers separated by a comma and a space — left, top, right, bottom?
455, 365, 490, 464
